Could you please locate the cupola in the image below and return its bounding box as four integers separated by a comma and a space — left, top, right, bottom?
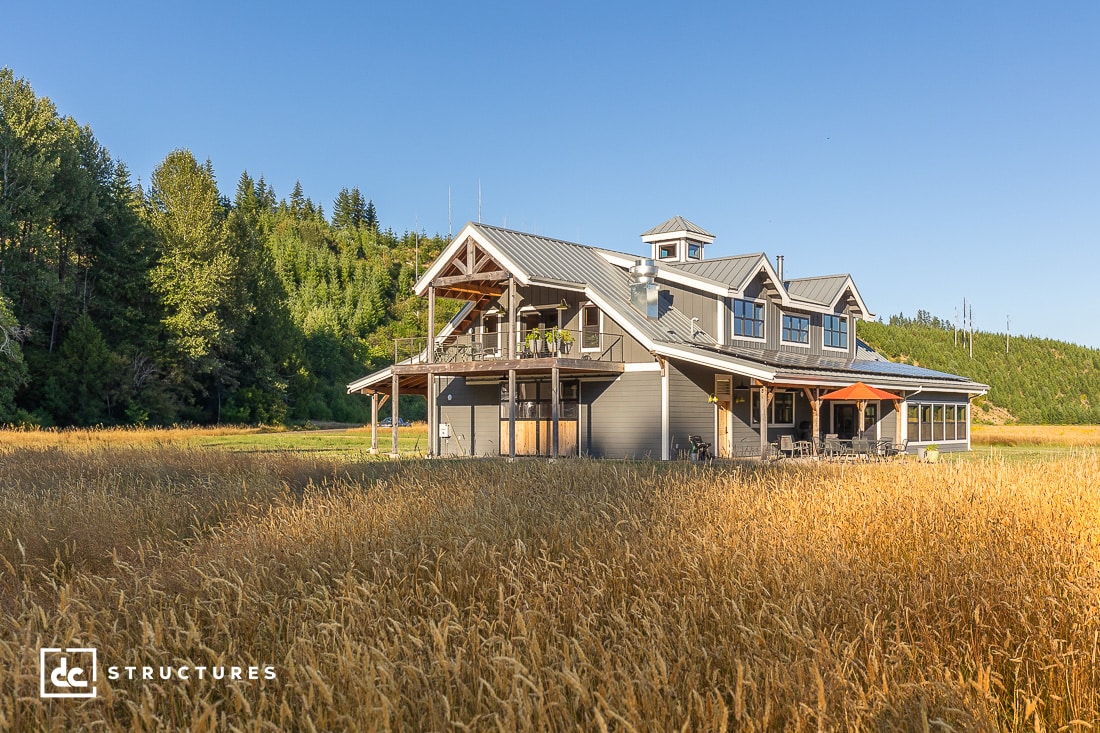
640, 215, 715, 263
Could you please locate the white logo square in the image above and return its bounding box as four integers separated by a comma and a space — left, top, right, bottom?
40, 647, 98, 698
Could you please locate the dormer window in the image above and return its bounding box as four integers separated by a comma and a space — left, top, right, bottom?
658, 243, 678, 260
823, 314, 848, 350
781, 314, 810, 345
733, 299, 765, 340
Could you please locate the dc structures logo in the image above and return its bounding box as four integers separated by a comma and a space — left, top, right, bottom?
40, 648, 98, 698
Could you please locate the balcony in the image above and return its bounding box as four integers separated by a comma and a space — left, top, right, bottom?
392, 328, 625, 377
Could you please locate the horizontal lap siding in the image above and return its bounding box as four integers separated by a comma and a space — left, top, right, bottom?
583, 372, 662, 459
668, 361, 715, 458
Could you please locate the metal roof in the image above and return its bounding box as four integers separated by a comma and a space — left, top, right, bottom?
641, 215, 714, 238
785, 275, 850, 306
672, 254, 765, 290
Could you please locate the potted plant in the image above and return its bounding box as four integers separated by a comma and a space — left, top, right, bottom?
524, 328, 545, 356
549, 327, 574, 355
924, 443, 940, 463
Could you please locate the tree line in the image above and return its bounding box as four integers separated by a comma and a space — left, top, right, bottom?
860, 316, 1100, 424
0, 68, 448, 427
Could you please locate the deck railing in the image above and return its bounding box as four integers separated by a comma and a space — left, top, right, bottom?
394, 328, 624, 365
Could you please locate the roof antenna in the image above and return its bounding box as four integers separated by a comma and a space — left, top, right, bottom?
478, 179, 482, 224
448, 187, 452, 238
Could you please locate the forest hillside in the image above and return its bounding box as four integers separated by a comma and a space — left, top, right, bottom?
859, 313, 1100, 424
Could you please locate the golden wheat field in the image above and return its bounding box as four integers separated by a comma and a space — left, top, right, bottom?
2, 439, 1100, 731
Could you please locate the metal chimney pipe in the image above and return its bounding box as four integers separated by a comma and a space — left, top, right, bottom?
776, 255, 785, 282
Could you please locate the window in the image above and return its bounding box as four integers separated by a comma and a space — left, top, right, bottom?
750, 390, 795, 426
863, 403, 877, 433
687, 242, 701, 259
733, 299, 764, 339
781, 314, 809, 344
907, 401, 970, 442
823, 314, 848, 349
581, 304, 600, 351
658, 243, 677, 260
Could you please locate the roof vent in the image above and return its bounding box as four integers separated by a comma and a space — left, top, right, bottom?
629, 258, 659, 319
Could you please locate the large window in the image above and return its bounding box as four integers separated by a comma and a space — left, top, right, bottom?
907, 401, 969, 442
733, 299, 764, 339
823, 314, 848, 349
750, 390, 795, 426
781, 314, 809, 344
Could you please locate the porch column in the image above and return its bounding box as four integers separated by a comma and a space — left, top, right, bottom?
390, 373, 400, 457
370, 392, 379, 454
507, 278, 517, 359
427, 372, 435, 457
508, 368, 517, 459
894, 399, 904, 444
759, 383, 769, 459
803, 387, 821, 450
551, 366, 560, 458
427, 285, 436, 364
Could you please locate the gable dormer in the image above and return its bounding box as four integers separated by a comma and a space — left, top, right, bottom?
641, 216, 715, 264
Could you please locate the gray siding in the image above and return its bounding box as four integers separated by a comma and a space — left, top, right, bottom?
436, 378, 500, 456
582, 372, 663, 458
668, 361, 716, 458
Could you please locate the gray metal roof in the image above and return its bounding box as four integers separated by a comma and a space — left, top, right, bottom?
673, 254, 766, 290
469, 224, 980, 390
785, 275, 850, 306
641, 215, 714, 238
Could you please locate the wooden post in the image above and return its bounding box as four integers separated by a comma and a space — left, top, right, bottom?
427, 372, 435, 457
370, 392, 379, 454
895, 399, 904, 445
803, 387, 821, 453
507, 278, 517, 360
507, 368, 517, 459
427, 285, 436, 364
391, 373, 400, 457
551, 366, 560, 458
857, 399, 866, 439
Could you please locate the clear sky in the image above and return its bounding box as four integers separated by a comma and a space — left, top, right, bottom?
7, 1, 1100, 347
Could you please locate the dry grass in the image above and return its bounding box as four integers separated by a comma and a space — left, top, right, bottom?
2, 447, 1099, 730
973, 424, 1100, 447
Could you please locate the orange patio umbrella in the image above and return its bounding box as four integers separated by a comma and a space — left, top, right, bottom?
819, 382, 902, 439
818, 381, 900, 402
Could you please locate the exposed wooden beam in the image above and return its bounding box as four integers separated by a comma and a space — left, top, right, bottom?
433, 270, 509, 288
437, 284, 504, 297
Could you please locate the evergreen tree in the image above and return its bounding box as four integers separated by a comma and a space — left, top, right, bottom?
365, 199, 378, 231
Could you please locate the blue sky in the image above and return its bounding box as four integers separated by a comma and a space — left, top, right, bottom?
8, 1, 1100, 347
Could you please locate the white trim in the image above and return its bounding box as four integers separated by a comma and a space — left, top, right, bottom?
621, 361, 662, 372
661, 358, 670, 460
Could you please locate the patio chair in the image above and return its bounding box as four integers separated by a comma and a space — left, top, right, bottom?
779, 434, 796, 458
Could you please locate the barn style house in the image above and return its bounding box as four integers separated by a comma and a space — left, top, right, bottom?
348, 216, 987, 459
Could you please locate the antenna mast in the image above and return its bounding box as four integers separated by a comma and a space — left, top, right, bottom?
448, 187, 452, 238
478, 179, 482, 224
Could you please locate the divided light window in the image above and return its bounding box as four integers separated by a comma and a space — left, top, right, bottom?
781, 314, 810, 344
750, 390, 795, 426
823, 314, 848, 349
733, 299, 764, 339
